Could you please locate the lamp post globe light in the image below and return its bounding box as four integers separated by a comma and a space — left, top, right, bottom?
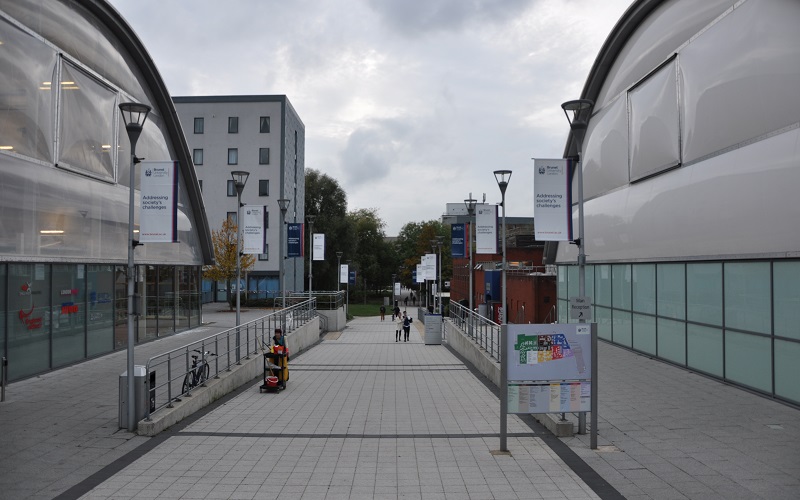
493, 168, 511, 452
306, 215, 315, 298
278, 198, 290, 310
562, 98, 595, 444
119, 101, 150, 432
231, 170, 249, 364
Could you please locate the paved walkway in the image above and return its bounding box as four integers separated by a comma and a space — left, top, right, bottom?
1, 306, 798, 499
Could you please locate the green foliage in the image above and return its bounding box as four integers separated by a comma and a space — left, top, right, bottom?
305, 169, 353, 291
203, 218, 255, 310
395, 220, 452, 287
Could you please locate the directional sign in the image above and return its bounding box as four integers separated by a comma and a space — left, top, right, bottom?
570, 296, 592, 321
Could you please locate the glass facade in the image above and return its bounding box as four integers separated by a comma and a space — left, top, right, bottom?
558, 260, 800, 405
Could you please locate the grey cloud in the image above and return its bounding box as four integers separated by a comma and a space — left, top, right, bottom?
365, 0, 534, 35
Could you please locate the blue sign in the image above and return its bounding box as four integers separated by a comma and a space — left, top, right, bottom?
348, 270, 357, 285
287, 223, 303, 257
451, 223, 465, 258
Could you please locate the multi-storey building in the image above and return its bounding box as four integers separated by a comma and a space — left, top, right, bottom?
173, 96, 305, 302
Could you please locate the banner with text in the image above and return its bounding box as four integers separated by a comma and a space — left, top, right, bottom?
415, 264, 424, 283
451, 223, 465, 258
139, 161, 179, 243
533, 158, 573, 241
475, 204, 497, 254
423, 253, 436, 280
312, 233, 325, 261
340, 264, 349, 284
287, 223, 303, 257
242, 205, 267, 254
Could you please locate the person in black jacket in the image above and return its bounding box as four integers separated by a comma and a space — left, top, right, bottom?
403, 313, 411, 342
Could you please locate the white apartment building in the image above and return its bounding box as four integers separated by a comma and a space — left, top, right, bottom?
174, 96, 305, 302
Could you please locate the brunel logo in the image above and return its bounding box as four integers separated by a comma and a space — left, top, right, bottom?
145, 168, 152, 177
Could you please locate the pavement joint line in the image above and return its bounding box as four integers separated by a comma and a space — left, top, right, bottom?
177, 432, 539, 439
291, 367, 468, 371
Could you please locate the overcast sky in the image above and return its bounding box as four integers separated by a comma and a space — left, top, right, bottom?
109, 0, 632, 235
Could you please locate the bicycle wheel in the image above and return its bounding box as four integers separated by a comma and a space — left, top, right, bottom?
200, 364, 210, 384
182, 374, 191, 394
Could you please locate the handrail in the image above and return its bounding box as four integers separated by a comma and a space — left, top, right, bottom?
448, 301, 502, 361
544, 304, 557, 324
144, 298, 317, 419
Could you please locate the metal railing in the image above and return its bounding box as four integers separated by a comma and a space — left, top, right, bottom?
144, 298, 317, 419
448, 301, 501, 361
289, 291, 344, 311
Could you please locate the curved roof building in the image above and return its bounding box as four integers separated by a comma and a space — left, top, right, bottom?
0, 0, 213, 380
552, 0, 800, 405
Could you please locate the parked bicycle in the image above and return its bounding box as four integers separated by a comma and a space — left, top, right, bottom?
182, 349, 215, 393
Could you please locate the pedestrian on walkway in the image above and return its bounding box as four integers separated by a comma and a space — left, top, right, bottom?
396, 313, 403, 342
380, 305, 386, 321
404, 296, 409, 308
393, 304, 401, 321
411, 292, 416, 306
403, 313, 411, 341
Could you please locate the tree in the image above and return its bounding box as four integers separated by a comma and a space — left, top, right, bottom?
347, 208, 396, 299
203, 218, 255, 309
395, 220, 451, 287
304, 169, 353, 291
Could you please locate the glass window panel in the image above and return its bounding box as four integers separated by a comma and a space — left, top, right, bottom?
632, 264, 656, 314
612, 264, 632, 310
596, 307, 612, 340
194, 117, 204, 134
687, 263, 722, 326
557, 266, 567, 300
0, 265, 5, 368
227, 180, 236, 196
632, 313, 656, 355
260, 116, 270, 133
724, 262, 770, 334
58, 61, 116, 181
567, 265, 579, 299
144, 265, 158, 340
613, 309, 632, 347
259, 179, 269, 196
774, 339, 800, 405
259, 147, 270, 165
629, 60, 680, 181
228, 116, 238, 133
687, 324, 722, 377
657, 318, 685, 365
114, 265, 127, 350
774, 261, 800, 340
558, 299, 569, 324
657, 263, 685, 320
51, 264, 85, 367
87, 265, 114, 356
725, 331, 771, 392
7, 264, 51, 379
193, 148, 203, 165
680, 0, 800, 164
585, 265, 595, 306
0, 18, 57, 162
189, 266, 201, 328
158, 266, 175, 335
595, 265, 611, 307
228, 148, 238, 165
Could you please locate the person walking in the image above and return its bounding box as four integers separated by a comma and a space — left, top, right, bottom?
396, 313, 403, 342
403, 313, 411, 342
404, 296, 409, 308
393, 304, 401, 321
380, 305, 386, 321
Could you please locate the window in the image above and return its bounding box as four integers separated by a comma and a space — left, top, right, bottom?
259, 148, 270, 165
227, 211, 237, 224
227, 148, 238, 165
260, 116, 270, 133
228, 116, 238, 133
192, 148, 203, 165
259, 180, 269, 196
227, 180, 236, 196
194, 117, 204, 134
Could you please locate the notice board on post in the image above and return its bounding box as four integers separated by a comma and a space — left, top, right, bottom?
506, 323, 593, 414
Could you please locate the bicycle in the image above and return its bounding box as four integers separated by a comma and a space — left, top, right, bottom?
182, 349, 215, 393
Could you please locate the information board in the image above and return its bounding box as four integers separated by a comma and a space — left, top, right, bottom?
508, 382, 591, 414
424, 314, 442, 345
506, 324, 592, 382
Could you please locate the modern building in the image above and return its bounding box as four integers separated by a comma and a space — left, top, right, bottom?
0, 0, 214, 381
550, 0, 800, 406
173, 96, 305, 303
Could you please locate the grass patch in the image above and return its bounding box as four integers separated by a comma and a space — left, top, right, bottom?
347, 302, 384, 317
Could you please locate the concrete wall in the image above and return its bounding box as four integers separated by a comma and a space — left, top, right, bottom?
318, 307, 346, 332
138, 316, 320, 436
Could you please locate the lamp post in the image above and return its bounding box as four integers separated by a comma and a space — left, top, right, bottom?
231, 170, 249, 363
119, 101, 150, 432
562, 98, 595, 445
494, 169, 512, 452
346, 260, 351, 317
429, 240, 437, 312
336, 251, 343, 293
306, 215, 315, 299
436, 236, 444, 314
278, 198, 290, 310
464, 195, 477, 313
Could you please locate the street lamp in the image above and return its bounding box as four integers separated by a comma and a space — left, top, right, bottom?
436, 236, 444, 314
306, 215, 315, 299
119, 101, 150, 432
231, 170, 249, 364
278, 198, 290, 310
391, 273, 396, 311
464, 195, 477, 313
562, 98, 595, 445
494, 168, 512, 452
336, 251, 343, 293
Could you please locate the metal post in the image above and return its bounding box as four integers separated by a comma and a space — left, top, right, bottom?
336, 251, 343, 293
1, 356, 7, 402
278, 198, 290, 312
231, 171, 249, 364
591, 322, 598, 449
307, 215, 315, 299
494, 169, 511, 452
